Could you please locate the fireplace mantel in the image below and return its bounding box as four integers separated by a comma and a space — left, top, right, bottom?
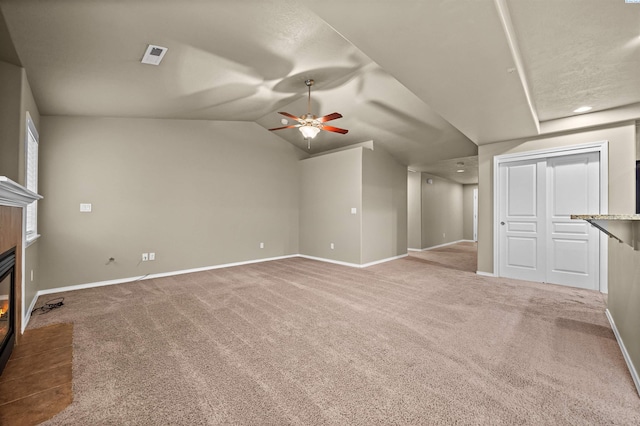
0, 176, 42, 207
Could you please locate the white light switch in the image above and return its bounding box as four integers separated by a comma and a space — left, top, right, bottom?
351, 208, 357, 215
80, 203, 92, 212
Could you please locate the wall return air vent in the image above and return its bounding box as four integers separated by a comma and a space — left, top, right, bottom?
141, 44, 168, 65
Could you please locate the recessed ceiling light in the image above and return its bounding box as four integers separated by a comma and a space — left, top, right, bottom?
573, 106, 592, 113
281, 118, 288, 125
457, 169, 465, 173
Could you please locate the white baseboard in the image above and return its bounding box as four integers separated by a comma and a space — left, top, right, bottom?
606, 309, 640, 397
476, 271, 496, 277
34, 254, 299, 298
297, 255, 361, 268
407, 248, 422, 252
361, 253, 408, 267
22, 293, 40, 333
298, 253, 408, 268
420, 240, 474, 251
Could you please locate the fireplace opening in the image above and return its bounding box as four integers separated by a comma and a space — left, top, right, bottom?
0, 247, 16, 375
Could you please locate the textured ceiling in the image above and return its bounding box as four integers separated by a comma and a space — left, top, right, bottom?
2, 0, 640, 184
507, 0, 640, 122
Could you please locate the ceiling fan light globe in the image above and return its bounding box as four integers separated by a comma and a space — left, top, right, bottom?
299, 126, 320, 139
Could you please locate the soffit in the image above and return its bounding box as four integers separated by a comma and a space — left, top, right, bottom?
507, 0, 640, 122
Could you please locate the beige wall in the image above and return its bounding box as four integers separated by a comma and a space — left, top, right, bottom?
361, 146, 407, 264
420, 173, 464, 248
0, 61, 41, 317
407, 171, 422, 249
609, 232, 640, 394
477, 123, 636, 274
463, 184, 477, 241
0, 61, 21, 182
38, 117, 304, 289
299, 147, 362, 264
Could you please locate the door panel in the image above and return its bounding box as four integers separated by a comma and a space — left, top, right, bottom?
499, 160, 545, 282
546, 153, 599, 289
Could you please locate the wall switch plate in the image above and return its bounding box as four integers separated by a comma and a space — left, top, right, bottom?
330, 243, 335, 250
351, 208, 357, 215
259, 242, 264, 249
80, 203, 92, 212
149, 252, 155, 261
142, 253, 149, 261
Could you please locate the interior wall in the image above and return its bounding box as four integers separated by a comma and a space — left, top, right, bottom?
0, 61, 21, 182
407, 171, 422, 249
0, 61, 41, 323
609, 230, 640, 395
299, 147, 362, 264
463, 184, 477, 241
20, 69, 40, 311
477, 123, 636, 274
38, 117, 305, 290
361, 146, 407, 264
420, 173, 464, 249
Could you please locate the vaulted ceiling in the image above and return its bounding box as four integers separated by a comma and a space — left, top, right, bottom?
1, 0, 639, 184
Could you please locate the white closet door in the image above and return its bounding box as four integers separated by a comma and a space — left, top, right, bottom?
546, 152, 600, 289
498, 159, 546, 282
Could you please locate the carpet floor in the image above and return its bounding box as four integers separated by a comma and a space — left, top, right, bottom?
26, 242, 640, 425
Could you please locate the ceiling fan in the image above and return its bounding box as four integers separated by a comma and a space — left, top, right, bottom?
268, 79, 348, 147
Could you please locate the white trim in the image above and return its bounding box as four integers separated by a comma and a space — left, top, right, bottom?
0, 176, 42, 207
476, 271, 497, 277
25, 234, 40, 248
26, 253, 412, 306
35, 255, 299, 297
494, 0, 540, 134
22, 290, 40, 333
606, 309, 640, 397
361, 254, 408, 268
493, 141, 609, 293
407, 248, 422, 252
418, 240, 475, 251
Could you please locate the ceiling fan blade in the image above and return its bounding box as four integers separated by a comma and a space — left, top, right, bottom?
268, 125, 300, 131
321, 125, 349, 134
278, 112, 303, 122
317, 112, 343, 123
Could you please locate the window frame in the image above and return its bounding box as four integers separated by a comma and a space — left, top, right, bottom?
25, 113, 39, 245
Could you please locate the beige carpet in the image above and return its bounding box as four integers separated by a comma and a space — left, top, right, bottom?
27, 242, 640, 425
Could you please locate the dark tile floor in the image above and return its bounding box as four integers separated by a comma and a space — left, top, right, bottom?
0, 323, 73, 425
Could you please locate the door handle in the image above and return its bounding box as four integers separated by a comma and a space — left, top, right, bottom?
500, 221, 505, 225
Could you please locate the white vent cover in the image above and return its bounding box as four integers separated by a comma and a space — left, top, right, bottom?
141, 44, 168, 65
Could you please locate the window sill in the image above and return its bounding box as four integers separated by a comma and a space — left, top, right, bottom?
25, 234, 41, 248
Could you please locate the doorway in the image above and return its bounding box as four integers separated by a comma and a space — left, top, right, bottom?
494, 142, 608, 291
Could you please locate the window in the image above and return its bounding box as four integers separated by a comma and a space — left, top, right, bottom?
25, 113, 39, 241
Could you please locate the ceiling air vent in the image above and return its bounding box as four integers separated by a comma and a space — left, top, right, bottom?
141, 44, 168, 65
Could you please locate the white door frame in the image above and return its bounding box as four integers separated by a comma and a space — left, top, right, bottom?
493, 141, 609, 293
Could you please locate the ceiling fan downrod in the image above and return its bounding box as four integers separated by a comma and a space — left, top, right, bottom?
305, 79, 314, 117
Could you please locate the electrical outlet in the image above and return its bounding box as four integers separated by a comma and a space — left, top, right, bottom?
260, 242, 264, 249
149, 252, 155, 261
330, 243, 335, 250
142, 253, 149, 261
30, 270, 33, 281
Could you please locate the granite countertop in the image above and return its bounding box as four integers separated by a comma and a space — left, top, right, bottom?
571, 214, 640, 221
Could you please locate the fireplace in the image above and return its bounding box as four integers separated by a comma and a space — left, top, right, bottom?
0, 247, 16, 375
